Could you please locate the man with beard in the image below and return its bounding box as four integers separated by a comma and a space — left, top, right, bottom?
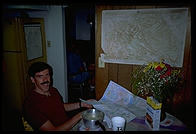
23, 62, 92, 131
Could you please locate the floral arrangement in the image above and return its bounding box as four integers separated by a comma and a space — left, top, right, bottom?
131, 60, 183, 103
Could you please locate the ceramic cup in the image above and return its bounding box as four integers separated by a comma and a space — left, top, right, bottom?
111, 116, 126, 131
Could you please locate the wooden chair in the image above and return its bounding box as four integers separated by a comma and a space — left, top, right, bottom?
22, 117, 33, 131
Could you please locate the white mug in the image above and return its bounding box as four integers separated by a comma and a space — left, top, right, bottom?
111, 116, 126, 131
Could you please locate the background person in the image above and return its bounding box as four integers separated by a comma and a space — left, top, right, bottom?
67, 43, 90, 84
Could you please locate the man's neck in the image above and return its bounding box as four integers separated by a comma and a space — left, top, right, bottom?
34, 88, 51, 97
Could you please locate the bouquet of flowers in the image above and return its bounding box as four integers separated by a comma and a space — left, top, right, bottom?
131, 60, 183, 103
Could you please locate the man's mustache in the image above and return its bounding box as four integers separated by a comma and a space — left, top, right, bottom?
41, 81, 50, 85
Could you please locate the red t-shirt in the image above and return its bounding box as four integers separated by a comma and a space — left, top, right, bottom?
23, 87, 69, 130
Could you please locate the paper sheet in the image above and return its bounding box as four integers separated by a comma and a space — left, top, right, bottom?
81, 81, 147, 128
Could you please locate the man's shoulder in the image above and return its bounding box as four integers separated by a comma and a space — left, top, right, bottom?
50, 87, 61, 95
23, 91, 39, 104
50, 86, 58, 92
50, 87, 63, 99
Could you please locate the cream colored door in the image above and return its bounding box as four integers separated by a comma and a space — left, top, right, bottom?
20, 18, 47, 96
3, 18, 27, 112
3, 17, 47, 113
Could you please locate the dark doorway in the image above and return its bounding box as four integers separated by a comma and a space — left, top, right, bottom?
65, 4, 95, 102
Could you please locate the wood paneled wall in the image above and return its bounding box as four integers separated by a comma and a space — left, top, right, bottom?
95, 5, 192, 107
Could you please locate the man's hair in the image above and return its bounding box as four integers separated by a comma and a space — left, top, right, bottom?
28, 62, 53, 77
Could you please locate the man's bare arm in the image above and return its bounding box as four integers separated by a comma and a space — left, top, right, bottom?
39, 112, 82, 131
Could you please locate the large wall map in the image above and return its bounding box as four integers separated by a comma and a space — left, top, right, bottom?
101, 8, 188, 67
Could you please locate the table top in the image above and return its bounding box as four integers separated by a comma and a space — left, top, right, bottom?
124, 112, 187, 131
71, 99, 187, 131
72, 112, 187, 131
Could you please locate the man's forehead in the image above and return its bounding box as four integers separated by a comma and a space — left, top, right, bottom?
35, 69, 49, 75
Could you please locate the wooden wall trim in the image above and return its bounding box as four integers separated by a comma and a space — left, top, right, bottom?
95, 6, 108, 100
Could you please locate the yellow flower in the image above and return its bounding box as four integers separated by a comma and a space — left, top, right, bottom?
143, 62, 152, 72
152, 62, 159, 68
143, 61, 166, 72
159, 62, 166, 69
172, 69, 180, 75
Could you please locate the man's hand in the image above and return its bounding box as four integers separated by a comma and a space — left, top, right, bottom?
81, 99, 94, 108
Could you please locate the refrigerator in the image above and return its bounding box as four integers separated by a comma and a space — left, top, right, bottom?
2, 16, 47, 130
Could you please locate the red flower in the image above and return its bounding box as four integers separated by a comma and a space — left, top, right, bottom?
164, 62, 171, 70
155, 66, 162, 71
165, 70, 171, 76
160, 74, 165, 79
160, 69, 171, 79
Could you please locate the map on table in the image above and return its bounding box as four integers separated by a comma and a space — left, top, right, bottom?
80, 81, 147, 128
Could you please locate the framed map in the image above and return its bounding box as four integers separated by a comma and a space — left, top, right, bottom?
101, 8, 188, 67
